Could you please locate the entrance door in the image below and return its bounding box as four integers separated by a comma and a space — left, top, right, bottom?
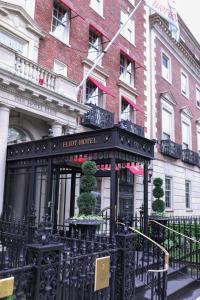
118, 168, 134, 222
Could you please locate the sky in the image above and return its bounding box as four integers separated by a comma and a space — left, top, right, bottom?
176, 0, 200, 43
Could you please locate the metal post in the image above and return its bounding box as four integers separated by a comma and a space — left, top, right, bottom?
110, 156, 117, 238
46, 158, 53, 216
70, 172, 76, 217
143, 161, 149, 236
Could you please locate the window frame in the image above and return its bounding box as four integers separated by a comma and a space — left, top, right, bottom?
51, 1, 70, 44
88, 28, 103, 63
185, 180, 191, 209
120, 53, 135, 86
85, 79, 104, 107
120, 96, 135, 122
161, 100, 175, 141
196, 87, 200, 108
181, 70, 189, 98
165, 176, 173, 209
161, 51, 171, 83
181, 114, 192, 150
120, 10, 135, 44
53, 59, 67, 76
90, 0, 104, 17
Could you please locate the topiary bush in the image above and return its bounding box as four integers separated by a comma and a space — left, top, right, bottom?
78, 192, 96, 215
77, 161, 97, 216
152, 177, 165, 215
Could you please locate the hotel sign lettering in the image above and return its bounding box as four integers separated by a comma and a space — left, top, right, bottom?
63, 137, 96, 148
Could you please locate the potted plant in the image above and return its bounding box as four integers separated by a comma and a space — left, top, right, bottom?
150, 177, 167, 244
66, 161, 104, 238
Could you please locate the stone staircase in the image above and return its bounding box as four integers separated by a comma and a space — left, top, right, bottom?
134, 266, 200, 300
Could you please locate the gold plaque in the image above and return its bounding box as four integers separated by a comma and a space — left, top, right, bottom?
94, 256, 110, 291
0, 277, 14, 298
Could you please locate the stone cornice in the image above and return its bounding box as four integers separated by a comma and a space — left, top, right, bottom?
150, 14, 200, 78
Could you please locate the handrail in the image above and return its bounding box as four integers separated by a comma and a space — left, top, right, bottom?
98, 206, 110, 215
117, 222, 169, 273
151, 220, 200, 244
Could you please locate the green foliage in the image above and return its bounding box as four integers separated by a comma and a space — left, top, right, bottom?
77, 161, 98, 216
152, 199, 165, 213
152, 177, 165, 214
82, 161, 97, 175
153, 186, 164, 198
80, 175, 97, 192
78, 192, 96, 215
153, 177, 163, 187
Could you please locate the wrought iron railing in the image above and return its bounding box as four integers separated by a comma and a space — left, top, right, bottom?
182, 148, 199, 166
81, 103, 114, 129
118, 222, 169, 300
161, 140, 182, 159
150, 220, 200, 280
118, 119, 145, 137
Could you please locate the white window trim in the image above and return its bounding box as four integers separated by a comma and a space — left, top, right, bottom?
50, 3, 70, 45
185, 180, 192, 210
181, 70, 189, 99
181, 113, 192, 149
165, 176, 173, 210
196, 125, 200, 153
161, 100, 175, 141
53, 59, 67, 76
119, 94, 136, 122
196, 86, 200, 109
120, 10, 135, 45
161, 50, 172, 83
90, 0, 104, 18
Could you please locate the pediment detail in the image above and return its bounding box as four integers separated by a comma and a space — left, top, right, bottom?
0, 1, 45, 38
160, 91, 177, 106
180, 106, 193, 119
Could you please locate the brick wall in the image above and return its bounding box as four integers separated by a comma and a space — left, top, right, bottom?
34, 0, 146, 126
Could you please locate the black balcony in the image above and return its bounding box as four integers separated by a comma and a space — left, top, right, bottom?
81, 103, 114, 129
161, 140, 182, 159
182, 149, 199, 166
118, 119, 144, 137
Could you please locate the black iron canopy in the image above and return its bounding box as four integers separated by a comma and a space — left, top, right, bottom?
7, 126, 155, 163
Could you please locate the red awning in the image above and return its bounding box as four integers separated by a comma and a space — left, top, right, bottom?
126, 163, 144, 176
120, 48, 145, 69
88, 76, 114, 97
122, 96, 144, 113
89, 21, 110, 40
60, 0, 84, 20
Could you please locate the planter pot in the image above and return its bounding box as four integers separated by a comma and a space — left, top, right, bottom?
149, 216, 168, 245
65, 219, 105, 239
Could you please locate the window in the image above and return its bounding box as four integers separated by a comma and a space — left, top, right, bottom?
88, 29, 102, 63
121, 97, 134, 121
0, 30, 25, 54
196, 88, 200, 108
185, 180, 191, 209
162, 108, 173, 140
165, 177, 172, 209
86, 79, 103, 106
120, 10, 135, 44
181, 72, 189, 97
120, 54, 134, 85
182, 121, 191, 149
161, 52, 171, 82
51, 2, 70, 43
197, 130, 200, 153
53, 60, 67, 76
90, 0, 103, 16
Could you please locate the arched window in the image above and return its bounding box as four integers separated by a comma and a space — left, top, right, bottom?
8, 127, 32, 144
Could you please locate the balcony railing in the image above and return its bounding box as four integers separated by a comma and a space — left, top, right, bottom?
118, 119, 144, 137
182, 148, 199, 166
81, 103, 114, 129
161, 140, 182, 159
0, 43, 77, 101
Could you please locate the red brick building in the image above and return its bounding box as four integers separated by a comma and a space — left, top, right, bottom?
149, 14, 200, 215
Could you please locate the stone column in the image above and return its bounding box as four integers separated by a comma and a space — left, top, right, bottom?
51, 122, 62, 137
0, 105, 10, 216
